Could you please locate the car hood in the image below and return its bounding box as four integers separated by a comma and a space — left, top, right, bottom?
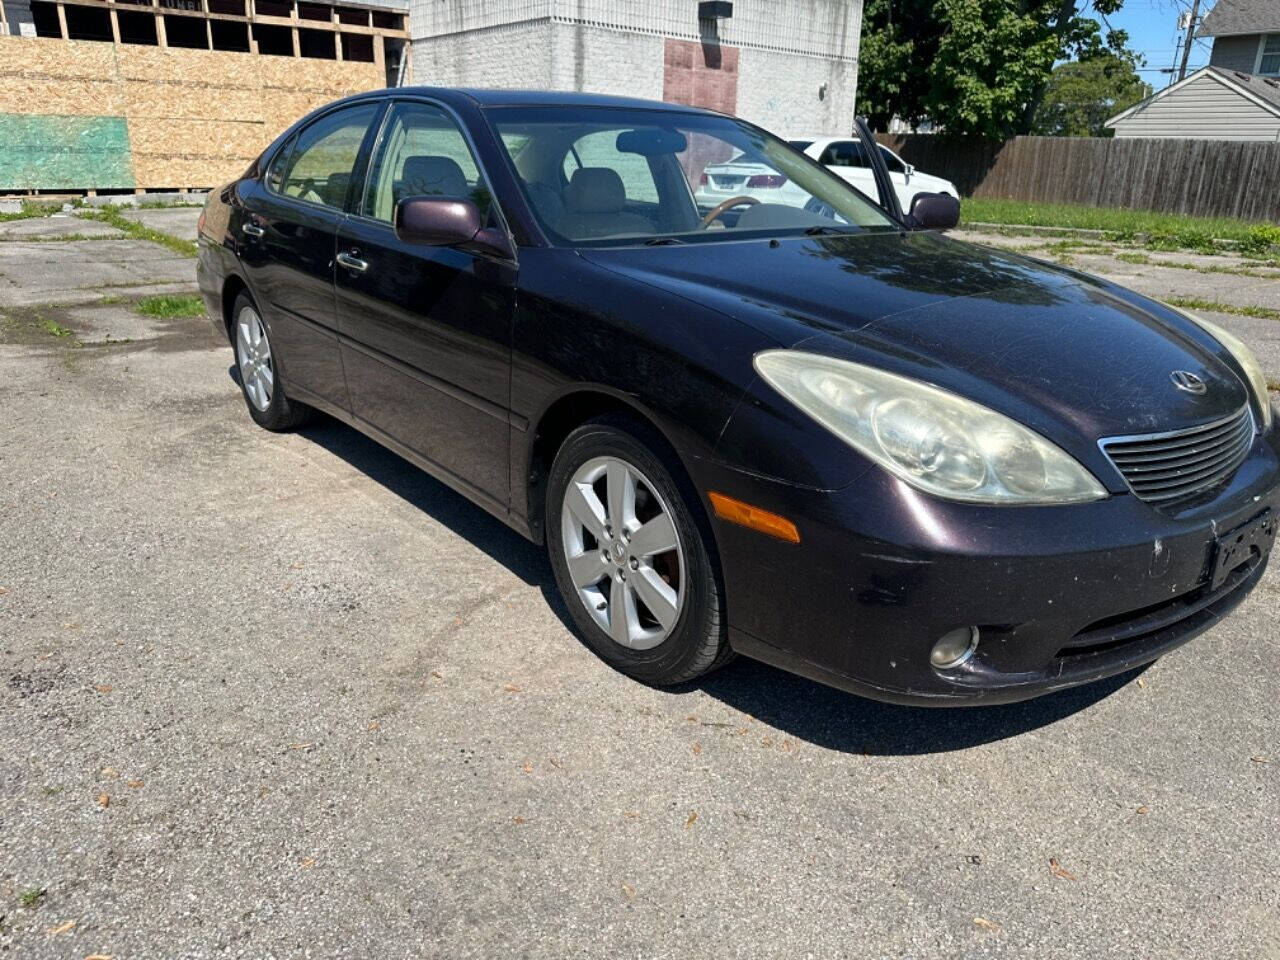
905, 171, 954, 194
579, 230, 1251, 443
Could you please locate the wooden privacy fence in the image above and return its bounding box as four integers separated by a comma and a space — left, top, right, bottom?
874, 134, 1280, 222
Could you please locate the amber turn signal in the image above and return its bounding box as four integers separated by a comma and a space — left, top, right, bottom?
707, 492, 801, 544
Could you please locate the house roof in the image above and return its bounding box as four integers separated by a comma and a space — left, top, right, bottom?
1197, 0, 1280, 37
1105, 65, 1280, 126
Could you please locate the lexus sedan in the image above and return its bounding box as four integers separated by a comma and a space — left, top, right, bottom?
197, 88, 1279, 705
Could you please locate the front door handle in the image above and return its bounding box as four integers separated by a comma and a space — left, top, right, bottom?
241, 222, 265, 238
336, 251, 369, 273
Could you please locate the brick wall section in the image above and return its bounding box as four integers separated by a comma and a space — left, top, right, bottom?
662, 38, 738, 115
0, 35, 384, 190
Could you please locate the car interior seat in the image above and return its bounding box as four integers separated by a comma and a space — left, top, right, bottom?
558, 168, 653, 239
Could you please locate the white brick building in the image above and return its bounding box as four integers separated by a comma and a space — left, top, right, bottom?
409, 0, 862, 136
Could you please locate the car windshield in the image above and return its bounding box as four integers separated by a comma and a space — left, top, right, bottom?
486, 106, 897, 247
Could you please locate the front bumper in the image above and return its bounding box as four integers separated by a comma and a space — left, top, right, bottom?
693, 427, 1280, 706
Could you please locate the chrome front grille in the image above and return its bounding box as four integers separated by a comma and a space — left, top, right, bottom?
1100, 406, 1255, 503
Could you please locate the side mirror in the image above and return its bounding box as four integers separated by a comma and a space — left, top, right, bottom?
908, 192, 960, 231
394, 195, 514, 259
395, 196, 482, 246
903, 163, 914, 180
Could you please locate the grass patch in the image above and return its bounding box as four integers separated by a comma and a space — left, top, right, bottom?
17, 888, 45, 908
1114, 250, 1280, 278
962, 199, 1279, 254
1163, 296, 1280, 322
80, 205, 198, 258
39, 316, 74, 338
0, 200, 69, 223
136, 294, 205, 318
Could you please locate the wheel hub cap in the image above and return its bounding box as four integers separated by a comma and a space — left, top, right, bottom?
235, 305, 274, 412
560, 456, 685, 651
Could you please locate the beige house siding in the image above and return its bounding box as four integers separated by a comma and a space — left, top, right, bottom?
1108, 71, 1280, 140
1208, 33, 1262, 72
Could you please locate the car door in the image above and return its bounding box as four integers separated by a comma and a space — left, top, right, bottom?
333, 99, 517, 506
238, 101, 381, 409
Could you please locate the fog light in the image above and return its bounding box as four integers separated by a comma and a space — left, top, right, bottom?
930, 626, 978, 669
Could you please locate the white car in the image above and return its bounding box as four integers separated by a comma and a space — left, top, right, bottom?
789, 135, 958, 211
693, 134, 957, 218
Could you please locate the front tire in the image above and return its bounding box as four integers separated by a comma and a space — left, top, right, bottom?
231, 292, 312, 431
546, 416, 731, 686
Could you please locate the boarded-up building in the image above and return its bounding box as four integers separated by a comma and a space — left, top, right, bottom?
0, 0, 409, 193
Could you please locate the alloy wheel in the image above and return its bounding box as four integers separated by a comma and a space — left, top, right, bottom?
235, 304, 274, 412
560, 455, 685, 650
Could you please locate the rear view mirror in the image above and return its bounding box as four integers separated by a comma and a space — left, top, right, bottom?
395, 196, 482, 246
616, 128, 689, 157
908, 192, 960, 231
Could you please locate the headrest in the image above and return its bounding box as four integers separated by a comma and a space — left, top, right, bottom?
564, 167, 626, 214
400, 155, 468, 197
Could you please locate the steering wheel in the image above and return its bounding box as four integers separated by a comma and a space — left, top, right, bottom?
700, 195, 760, 227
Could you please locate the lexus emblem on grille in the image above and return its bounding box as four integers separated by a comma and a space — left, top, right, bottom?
1170, 370, 1207, 395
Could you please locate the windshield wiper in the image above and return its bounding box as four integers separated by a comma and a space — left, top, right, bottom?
642, 237, 685, 246
803, 225, 855, 236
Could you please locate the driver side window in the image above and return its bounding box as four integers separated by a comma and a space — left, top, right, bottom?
361, 101, 492, 224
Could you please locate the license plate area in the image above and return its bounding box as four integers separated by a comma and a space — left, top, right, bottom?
1211, 510, 1276, 591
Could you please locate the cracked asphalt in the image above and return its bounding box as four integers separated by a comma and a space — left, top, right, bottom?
1, 213, 1277, 959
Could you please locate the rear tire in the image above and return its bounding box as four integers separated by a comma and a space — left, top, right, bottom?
231, 292, 313, 432
546, 415, 731, 686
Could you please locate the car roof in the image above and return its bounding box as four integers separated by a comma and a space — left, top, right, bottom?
396, 87, 719, 114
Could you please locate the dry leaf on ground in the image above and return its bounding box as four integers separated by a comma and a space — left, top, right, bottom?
94, 684, 112, 694
684, 811, 698, 829
973, 917, 1001, 933
691, 741, 702, 756
47, 920, 76, 935
1136, 805, 1149, 815
512, 816, 528, 825
126, 780, 144, 789
1250, 756, 1270, 764
621, 882, 636, 900
96, 793, 109, 808
1049, 857, 1078, 881
503, 683, 522, 693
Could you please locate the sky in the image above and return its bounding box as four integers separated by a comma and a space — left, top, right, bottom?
1108, 0, 1216, 90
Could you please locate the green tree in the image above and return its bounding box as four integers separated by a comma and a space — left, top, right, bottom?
1031, 54, 1151, 136
857, 0, 940, 132
857, 0, 1133, 137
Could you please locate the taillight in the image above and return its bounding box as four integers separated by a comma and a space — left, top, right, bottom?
197, 210, 206, 235
746, 174, 786, 188
699, 172, 709, 186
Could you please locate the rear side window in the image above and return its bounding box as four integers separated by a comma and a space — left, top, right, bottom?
361, 101, 491, 223
819, 140, 870, 168
271, 103, 379, 210
264, 134, 296, 193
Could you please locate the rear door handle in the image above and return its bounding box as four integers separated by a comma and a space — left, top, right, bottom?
241, 222, 265, 237
336, 251, 369, 273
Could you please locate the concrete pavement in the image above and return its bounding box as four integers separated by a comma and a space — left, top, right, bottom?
0, 215, 1277, 959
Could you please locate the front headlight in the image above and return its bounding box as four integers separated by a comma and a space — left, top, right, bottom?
1176, 309, 1273, 433
753, 351, 1107, 505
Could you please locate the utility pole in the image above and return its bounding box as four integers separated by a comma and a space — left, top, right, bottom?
1177, 0, 1202, 81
